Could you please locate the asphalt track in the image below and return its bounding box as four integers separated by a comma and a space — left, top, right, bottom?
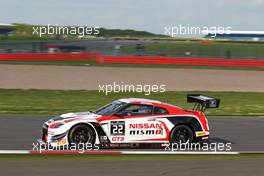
0, 160, 264, 176
0, 115, 264, 176
0, 115, 264, 151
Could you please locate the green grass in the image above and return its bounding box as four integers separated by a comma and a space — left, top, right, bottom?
0, 89, 263, 116
121, 42, 264, 59
0, 154, 263, 161
92, 63, 264, 71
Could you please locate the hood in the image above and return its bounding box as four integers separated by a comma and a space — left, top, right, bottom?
46, 111, 100, 124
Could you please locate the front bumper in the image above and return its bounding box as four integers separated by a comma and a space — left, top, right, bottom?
41, 123, 69, 147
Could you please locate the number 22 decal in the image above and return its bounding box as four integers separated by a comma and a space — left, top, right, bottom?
110, 121, 125, 135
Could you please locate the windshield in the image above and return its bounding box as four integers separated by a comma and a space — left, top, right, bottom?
94, 101, 127, 116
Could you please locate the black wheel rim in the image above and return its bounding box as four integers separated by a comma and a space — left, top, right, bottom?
174, 127, 192, 143
72, 127, 91, 144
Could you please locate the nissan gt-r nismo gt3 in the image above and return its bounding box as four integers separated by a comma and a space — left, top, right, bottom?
39, 94, 220, 148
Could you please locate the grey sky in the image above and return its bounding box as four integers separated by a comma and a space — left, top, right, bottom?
0, 0, 264, 35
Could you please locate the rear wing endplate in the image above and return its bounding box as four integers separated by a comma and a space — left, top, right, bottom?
187, 94, 220, 112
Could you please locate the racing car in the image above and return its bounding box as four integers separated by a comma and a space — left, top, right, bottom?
39, 94, 220, 148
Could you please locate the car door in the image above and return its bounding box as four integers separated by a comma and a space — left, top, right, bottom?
108, 104, 167, 143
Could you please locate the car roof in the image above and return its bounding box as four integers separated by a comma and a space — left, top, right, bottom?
118, 98, 162, 104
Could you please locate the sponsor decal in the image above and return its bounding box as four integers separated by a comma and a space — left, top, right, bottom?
129, 123, 163, 135
111, 137, 124, 141
129, 129, 162, 135
57, 138, 67, 145
195, 132, 207, 137
129, 123, 162, 129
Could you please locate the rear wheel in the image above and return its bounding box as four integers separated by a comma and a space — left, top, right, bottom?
68, 124, 95, 145
170, 125, 194, 143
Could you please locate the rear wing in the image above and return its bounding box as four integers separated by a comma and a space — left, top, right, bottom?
187, 94, 220, 112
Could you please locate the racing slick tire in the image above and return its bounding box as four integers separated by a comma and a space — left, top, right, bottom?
170, 124, 194, 144
68, 124, 95, 145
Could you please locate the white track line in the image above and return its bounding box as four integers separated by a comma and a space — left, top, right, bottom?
0, 150, 29, 154
0, 150, 240, 155
122, 151, 239, 155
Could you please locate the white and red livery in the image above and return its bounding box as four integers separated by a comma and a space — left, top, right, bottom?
39, 94, 220, 148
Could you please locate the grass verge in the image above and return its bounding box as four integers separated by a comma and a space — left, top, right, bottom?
0, 154, 263, 161
0, 89, 263, 116
121, 42, 264, 60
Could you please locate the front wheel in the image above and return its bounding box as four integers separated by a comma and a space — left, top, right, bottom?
68, 124, 95, 145
170, 125, 194, 144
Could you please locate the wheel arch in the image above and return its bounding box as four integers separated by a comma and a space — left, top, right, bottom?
167, 116, 203, 131
166, 115, 204, 140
